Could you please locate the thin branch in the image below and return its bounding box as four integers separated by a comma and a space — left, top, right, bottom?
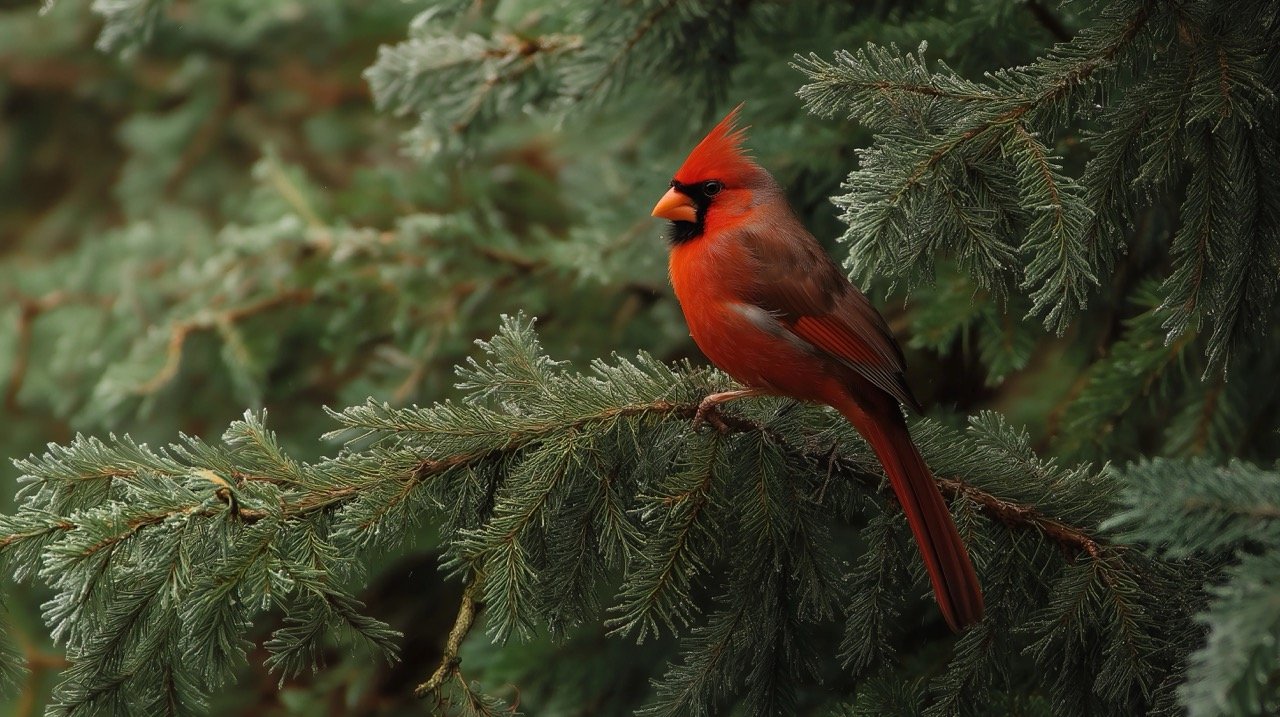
1190, 379, 1224, 453
578, 0, 680, 101
452, 33, 582, 134
261, 153, 327, 231
0, 520, 76, 552
0, 56, 93, 91
939, 477, 1102, 559
1182, 498, 1280, 520
131, 288, 314, 395
837, 81, 996, 104
893, 0, 1153, 200
416, 580, 482, 699
5, 291, 109, 411
1215, 46, 1232, 120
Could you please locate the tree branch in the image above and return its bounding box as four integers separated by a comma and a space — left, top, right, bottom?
131, 288, 314, 396
2, 396, 1113, 565
5, 291, 110, 411
578, 0, 680, 101
938, 476, 1102, 558
894, 0, 1153, 198
415, 580, 481, 699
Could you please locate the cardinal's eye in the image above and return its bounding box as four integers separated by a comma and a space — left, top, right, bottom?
702, 180, 723, 197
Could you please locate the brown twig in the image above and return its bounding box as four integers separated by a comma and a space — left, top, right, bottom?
0, 56, 92, 92
938, 476, 1102, 558
5, 291, 108, 411
415, 580, 481, 699
272, 58, 371, 108
131, 288, 314, 395
0, 476, 269, 558
0, 520, 76, 552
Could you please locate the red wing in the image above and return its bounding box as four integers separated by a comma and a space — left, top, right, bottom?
740, 224, 921, 412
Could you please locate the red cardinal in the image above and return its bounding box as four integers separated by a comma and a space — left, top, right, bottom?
651, 106, 983, 631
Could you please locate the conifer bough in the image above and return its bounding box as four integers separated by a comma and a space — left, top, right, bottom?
0, 316, 1220, 715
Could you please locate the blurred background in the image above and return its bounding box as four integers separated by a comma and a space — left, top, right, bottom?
4, 0, 1269, 714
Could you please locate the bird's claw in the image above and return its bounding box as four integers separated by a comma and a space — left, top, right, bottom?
692, 400, 731, 434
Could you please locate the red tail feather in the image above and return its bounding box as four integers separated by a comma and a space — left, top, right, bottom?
835, 395, 984, 631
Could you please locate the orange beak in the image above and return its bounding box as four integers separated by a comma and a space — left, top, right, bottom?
651, 187, 697, 223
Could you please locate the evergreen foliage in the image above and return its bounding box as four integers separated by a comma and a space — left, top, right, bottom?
2, 0, 1279, 714
1109, 459, 1280, 717
0, 316, 1207, 715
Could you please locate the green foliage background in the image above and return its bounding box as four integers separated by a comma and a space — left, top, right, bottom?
1, 0, 1278, 715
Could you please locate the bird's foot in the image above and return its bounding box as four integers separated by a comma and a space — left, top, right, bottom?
692, 399, 731, 434
690, 388, 769, 434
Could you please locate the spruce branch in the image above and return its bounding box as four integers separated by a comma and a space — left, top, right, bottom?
837, 511, 905, 676
365, 22, 582, 151
572, 0, 682, 102
0, 317, 1217, 713
795, 0, 1154, 330
797, 0, 1152, 144
131, 289, 314, 396
1108, 459, 1280, 715
797, 0, 1280, 368
338, 379, 1118, 566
